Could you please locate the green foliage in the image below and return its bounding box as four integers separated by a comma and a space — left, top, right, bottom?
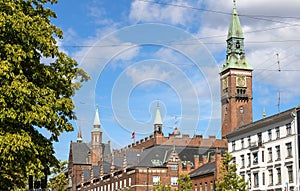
154, 181, 171, 191
177, 174, 192, 191
48, 160, 68, 191
0, 0, 89, 189
216, 151, 248, 191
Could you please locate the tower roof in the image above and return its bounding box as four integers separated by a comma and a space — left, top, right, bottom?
153, 103, 163, 125
77, 127, 83, 143
227, 0, 244, 39
92, 106, 102, 132
221, 0, 253, 73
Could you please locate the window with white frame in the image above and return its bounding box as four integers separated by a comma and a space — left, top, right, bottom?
268, 129, 272, 140
287, 165, 293, 183
247, 136, 251, 147
275, 145, 280, 160
171, 177, 178, 186
269, 169, 273, 185
241, 138, 244, 148
153, 176, 160, 185
241, 155, 245, 168
286, 142, 292, 157
275, 127, 280, 139
253, 152, 258, 164
268, 147, 272, 162
254, 172, 259, 187
276, 167, 281, 184
232, 141, 236, 151
247, 153, 251, 167
286, 123, 292, 135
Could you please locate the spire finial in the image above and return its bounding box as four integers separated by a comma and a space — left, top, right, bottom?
233, 0, 236, 8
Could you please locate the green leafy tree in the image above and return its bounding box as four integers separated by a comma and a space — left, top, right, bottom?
216, 151, 248, 191
154, 181, 171, 191
0, 0, 89, 189
48, 160, 68, 191
177, 174, 192, 191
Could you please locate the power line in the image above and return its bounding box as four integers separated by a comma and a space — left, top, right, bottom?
137, 0, 300, 25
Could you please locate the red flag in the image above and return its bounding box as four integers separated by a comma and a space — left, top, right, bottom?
131, 132, 135, 139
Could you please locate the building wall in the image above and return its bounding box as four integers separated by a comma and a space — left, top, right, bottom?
228, 113, 299, 191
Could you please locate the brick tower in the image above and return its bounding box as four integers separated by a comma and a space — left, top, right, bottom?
91, 106, 103, 165
220, 0, 253, 138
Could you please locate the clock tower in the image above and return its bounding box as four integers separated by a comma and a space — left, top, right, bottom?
220, 0, 253, 138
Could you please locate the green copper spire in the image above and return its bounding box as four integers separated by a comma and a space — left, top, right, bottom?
221, 0, 253, 73
227, 0, 244, 39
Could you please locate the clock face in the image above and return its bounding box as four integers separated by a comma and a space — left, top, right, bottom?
236, 76, 246, 87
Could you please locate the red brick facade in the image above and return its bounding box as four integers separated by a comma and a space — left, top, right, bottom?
220, 69, 253, 137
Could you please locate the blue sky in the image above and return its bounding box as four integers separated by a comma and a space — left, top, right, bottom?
50, 0, 300, 161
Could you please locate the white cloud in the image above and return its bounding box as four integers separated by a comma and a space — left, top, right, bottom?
129, 0, 198, 25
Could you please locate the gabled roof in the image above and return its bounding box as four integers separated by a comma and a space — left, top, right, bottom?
70, 142, 111, 165
189, 162, 216, 178
135, 145, 222, 168
71, 142, 90, 164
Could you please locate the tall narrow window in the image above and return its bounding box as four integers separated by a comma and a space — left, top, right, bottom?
275, 127, 280, 139
257, 133, 262, 146
232, 141, 236, 151
247, 136, 251, 147
253, 152, 258, 164
262, 172, 265, 185
275, 145, 280, 160
268, 147, 272, 162
241, 139, 244, 149
254, 172, 259, 187
286, 142, 292, 157
262, 151, 265, 162
287, 165, 293, 183
286, 123, 292, 135
268, 129, 272, 140
276, 167, 281, 184
269, 169, 273, 185
241, 155, 245, 168
247, 153, 251, 167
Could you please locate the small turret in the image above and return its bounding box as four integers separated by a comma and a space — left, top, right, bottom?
154, 102, 163, 134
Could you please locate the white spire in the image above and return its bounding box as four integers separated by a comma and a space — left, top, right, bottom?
94, 105, 101, 126
153, 102, 163, 125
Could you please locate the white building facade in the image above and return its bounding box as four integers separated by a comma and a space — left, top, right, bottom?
227, 107, 300, 191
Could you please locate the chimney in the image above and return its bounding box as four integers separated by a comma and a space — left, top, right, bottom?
194, 155, 200, 169
215, 150, 222, 181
